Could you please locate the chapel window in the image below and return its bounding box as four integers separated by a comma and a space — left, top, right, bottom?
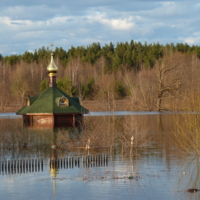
59, 97, 69, 106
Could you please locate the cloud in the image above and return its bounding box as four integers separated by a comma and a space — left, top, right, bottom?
100, 17, 135, 30
86, 14, 135, 30
180, 31, 200, 45
0, 0, 200, 56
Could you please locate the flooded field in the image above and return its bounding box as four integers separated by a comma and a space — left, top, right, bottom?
0, 112, 200, 200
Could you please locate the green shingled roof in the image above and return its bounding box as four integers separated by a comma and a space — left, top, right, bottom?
16, 87, 89, 115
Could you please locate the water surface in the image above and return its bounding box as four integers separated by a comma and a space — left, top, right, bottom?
0, 112, 199, 200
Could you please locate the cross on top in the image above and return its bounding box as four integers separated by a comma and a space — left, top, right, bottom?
50, 43, 54, 52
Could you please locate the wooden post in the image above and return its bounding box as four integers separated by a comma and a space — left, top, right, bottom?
130, 136, 134, 155
52, 115, 55, 128
72, 114, 75, 127
30, 115, 33, 127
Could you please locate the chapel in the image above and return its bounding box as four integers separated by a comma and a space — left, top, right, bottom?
16, 51, 89, 128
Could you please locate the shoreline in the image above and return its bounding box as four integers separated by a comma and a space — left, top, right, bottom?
0, 100, 134, 113
0, 100, 176, 113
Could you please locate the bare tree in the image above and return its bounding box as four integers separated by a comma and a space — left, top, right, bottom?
11, 63, 32, 106
125, 69, 156, 111
153, 52, 182, 111
65, 57, 82, 86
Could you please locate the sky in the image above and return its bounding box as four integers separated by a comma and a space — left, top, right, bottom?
0, 0, 200, 56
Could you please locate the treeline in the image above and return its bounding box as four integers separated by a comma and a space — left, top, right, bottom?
3, 41, 200, 70
1, 41, 200, 111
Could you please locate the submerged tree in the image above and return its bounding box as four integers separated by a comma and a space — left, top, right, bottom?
153, 52, 182, 111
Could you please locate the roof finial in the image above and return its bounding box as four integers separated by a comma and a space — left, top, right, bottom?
47, 43, 58, 72
47, 43, 58, 87
50, 43, 54, 53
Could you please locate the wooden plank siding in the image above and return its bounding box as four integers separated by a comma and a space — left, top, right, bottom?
22, 114, 83, 128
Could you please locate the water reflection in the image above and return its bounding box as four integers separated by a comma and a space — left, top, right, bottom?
0, 113, 199, 199
0, 159, 43, 175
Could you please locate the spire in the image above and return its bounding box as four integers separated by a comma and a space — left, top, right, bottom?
47, 44, 58, 87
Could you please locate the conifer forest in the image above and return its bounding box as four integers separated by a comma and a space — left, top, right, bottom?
1, 40, 200, 112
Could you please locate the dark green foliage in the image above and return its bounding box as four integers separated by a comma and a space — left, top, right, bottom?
56, 77, 76, 96
79, 77, 95, 100
100, 43, 115, 73
37, 46, 50, 58
102, 42, 114, 53
30, 46, 51, 64
22, 51, 35, 63
83, 43, 101, 64
0, 54, 3, 60
176, 43, 190, 53
4, 41, 200, 70
40, 77, 76, 96
39, 79, 48, 93
54, 47, 68, 66
115, 81, 127, 99
5, 54, 21, 66
102, 41, 164, 72
192, 46, 200, 58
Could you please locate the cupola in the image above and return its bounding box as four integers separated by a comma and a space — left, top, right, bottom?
47, 52, 58, 87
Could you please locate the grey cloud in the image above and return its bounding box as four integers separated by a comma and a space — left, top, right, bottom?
1, 0, 131, 8
0, 0, 199, 56
10, 22, 24, 25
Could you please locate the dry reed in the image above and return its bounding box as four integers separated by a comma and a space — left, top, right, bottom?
173, 94, 200, 156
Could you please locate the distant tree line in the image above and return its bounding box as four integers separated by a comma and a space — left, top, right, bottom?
1, 41, 200, 111
3, 41, 200, 69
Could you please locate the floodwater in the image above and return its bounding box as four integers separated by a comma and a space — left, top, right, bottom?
0, 112, 200, 200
